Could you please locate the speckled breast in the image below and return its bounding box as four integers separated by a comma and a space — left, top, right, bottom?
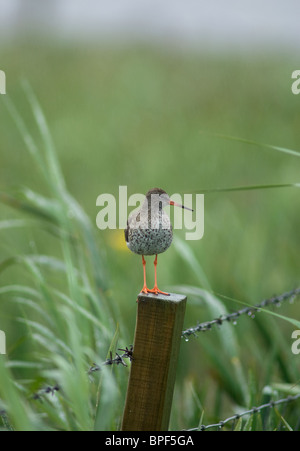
126, 213, 173, 256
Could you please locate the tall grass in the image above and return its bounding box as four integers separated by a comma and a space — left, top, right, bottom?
0, 85, 127, 431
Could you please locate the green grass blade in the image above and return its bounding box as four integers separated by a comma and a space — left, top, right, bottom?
258, 309, 300, 329
2, 95, 48, 180
271, 383, 300, 396
192, 182, 300, 194
173, 236, 211, 289
22, 80, 66, 194
201, 131, 300, 158
234, 416, 243, 431
243, 414, 254, 431
0, 357, 37, 431
0, 285, 42, 299
274, 408, 293, 431
94, 324, 121, 431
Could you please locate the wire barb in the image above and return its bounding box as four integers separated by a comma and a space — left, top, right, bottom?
88, 345, 134, 374
32, 384, 60, 401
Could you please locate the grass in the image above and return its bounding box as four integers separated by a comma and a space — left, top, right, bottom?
0, 41, 300, 430
0, 81, 123, 430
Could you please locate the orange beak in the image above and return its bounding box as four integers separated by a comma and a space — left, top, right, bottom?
169, 200, 194, 212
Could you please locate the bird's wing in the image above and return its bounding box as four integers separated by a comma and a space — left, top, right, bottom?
124, 220, 129, 243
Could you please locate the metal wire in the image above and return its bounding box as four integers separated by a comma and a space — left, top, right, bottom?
182, 287, 300, 339
186, 394, 300, 431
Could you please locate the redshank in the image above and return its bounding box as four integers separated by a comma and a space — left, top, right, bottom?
125, 188, 193, 295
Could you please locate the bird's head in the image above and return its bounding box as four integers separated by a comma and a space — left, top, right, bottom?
145, 188, 193, 211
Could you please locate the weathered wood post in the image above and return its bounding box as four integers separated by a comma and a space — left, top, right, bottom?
121, 292, 187, 431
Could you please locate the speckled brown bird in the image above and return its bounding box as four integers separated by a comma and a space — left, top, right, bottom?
125, 188, 193, 295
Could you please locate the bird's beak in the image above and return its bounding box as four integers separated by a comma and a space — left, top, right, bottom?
169, 200, 194, 212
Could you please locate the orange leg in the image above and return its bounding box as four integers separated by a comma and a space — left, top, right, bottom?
140, 255, 149, 294
147, 255, 170, 296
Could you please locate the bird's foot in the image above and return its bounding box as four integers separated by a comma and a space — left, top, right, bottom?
141, 286, 150, 295
143, 286, 170, 296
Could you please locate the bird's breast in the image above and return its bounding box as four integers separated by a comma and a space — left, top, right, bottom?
126, 213, 173, 256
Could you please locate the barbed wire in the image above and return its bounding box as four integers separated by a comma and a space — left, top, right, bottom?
182, 287, 300, 339
88, 346, 134, 374
29, 347, 134, 405
32, 384, 60, 401
187, 394, 300, 431
0, 383, 61, 427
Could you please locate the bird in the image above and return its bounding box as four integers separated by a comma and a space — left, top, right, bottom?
125, 188, 193, 295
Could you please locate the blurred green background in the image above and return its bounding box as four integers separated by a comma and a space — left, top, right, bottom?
0, 37, 300, 430
1, 43, 299, 303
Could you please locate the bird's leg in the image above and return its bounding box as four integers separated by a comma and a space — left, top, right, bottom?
147, 254, 170, 296
140, 255, 149, 294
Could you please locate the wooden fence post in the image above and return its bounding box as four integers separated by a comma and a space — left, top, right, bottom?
121, 292, 187, 431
